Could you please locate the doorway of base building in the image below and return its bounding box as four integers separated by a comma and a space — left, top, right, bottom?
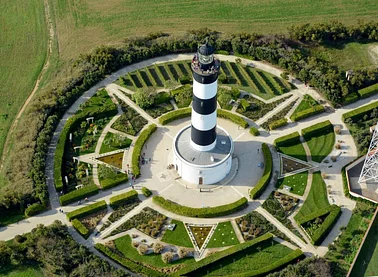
175, 164, 178, 171
199, 177, 203, 185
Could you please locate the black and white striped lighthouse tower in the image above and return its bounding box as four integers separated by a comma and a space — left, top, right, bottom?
190, 41, 220, 151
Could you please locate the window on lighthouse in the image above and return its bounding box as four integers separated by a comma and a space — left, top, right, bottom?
198, 53, 213, 64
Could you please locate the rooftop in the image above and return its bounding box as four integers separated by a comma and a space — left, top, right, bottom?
174, 126, 233, 166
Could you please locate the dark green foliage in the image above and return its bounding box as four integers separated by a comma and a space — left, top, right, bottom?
274, 132, 300, 147
71, 218, 90, 239
178, 75, 191, 85
343, 92, 359, 105
24, 203, 45, 217
132, 124, 157, 177
217, 109, 249, 128
290, 105, 325, 122
250, 143, 273, 199
357, 82, 378, 98
301, 120, 333, 140
176, 233, 273, 276
153, 196, 248, 218
240, 98, 250, 111
154, 91, 171, 104
141, 187, 152, 197
158, 108, 191, 125
310, 205, 341, 245
109, 190, 138, 208
59, 184, 99, 206
269, 118, 288, 130
250, 127, 260, 136
342, 101, 378, 122
98, 165, 128, 190
171, 85, 192, 108
66, 200, 107, 221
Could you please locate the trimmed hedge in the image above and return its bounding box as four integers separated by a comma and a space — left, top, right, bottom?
343, 92, 359, 105
240, 98, 250, 111
231, 249, 304, 277
357, 83, 378, 99
274, 131, 300, 147
249, 127, 260, 136
95, 243, 165, 277
109, 190, 138, 208
290, 105, 325, 122
158, 108, 191, 125
132, 124, 157, 177
72, 218, 90, 239
141, 187, 152, 197
176, 233, 273, 276
24, 203, 45, 217
269, 118, 288, 130
100, 173, 128, 190
301, 120, 333, 140
250, 143, 273, 199
310, 205, 341, 245
342, 101, 378, 122
59, 184, 99, 206
66, 200, 107, 221
153, 196, 248, 218
217, 109, 249, 128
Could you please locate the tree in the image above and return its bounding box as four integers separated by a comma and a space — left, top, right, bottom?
132, 89, 155, 109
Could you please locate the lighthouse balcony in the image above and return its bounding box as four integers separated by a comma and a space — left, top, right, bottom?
191, 55, 220, 76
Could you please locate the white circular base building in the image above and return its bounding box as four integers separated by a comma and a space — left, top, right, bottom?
173, 125, 234, 185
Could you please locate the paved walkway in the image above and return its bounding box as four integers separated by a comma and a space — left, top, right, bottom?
3, 53, 378, 265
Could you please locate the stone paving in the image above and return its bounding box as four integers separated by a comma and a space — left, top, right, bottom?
2, 53, 378, 266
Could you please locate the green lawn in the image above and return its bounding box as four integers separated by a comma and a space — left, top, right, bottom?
100, 132, 132, 154
207, 222, 239, 248
305, 131, 335, 163
350, 213, 378, 277
278, 143, 307, 162
277, 171, 308, 196
161, 219, 193, 248
291, 94, 319, 115
197, 240, 293, 276
295, 172, 330, 222
311, 42, 378, 71
114, 235, 195, 268
0, 265, 43, 277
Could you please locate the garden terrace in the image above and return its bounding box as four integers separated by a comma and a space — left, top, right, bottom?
275, 132, 307, 162
97, 152, 124, 170
276, 171, 309, 196
99, 132, 132, 154
261, 98, 299, 130
187, 224, 213, 249
206, 221, 240, 248
281, 156, 310, 175
161, 219, 193, 248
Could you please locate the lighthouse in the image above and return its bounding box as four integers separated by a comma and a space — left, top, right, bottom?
172, 41, 234, 185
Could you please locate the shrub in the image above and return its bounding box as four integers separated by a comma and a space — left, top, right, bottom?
231, 87, 241, 99
178, 75, 191, 85
153, 196, 248, 218
72, 218, 90, 239
162, 252, 174, 264
176, 233, 273, 276
310, 205, 341, 245
343, 92, 359, 105
109, 190, 138, 208
137, 244, 149, 255
281, 71, 289, 80
240, 99, 250, 111
159, 108, 191, 125
24, 203, 45, 217
250, 143, 273, 199
290, 105, 325, 122
153, 242, 164, 254
218, 73, 227, 83
59, 184, 99, 206
301, 120, 333, 140
215, 50, 229, 55
274, 132, 300, 147
14, 235, 26, 244
66, 200, 107, 221
178, 248, 189, 258
268, 118, 288, 130
249, 127, 260, 136
342, 101, 378, 122
142, 187, 152, 197
132, 124, 157, 177
357, 83, 378, 99
100, 172, 128, 190
154, 91, 171, 104
217, 109, 249, 128
95, 243, 165, 277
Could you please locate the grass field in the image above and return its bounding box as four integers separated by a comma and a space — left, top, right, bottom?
277, 171, 308, 196
295, 172, 330, 222
305, 131, 335, 163
0, 0, 48, 168
0, 265, 43, 277
161, 219, 193, 248
292, 94, 319, 115
312, 42, 378, 70
99, 132, 132, 154
207, 221, 239, 248
278, 143, 308, 162
350, 212, 378, 277
114, 235, 195, 268
197, 240, 293, 276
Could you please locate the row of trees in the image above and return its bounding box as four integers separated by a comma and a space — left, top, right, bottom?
2, 24, 378, 219
0, 221, 127, 276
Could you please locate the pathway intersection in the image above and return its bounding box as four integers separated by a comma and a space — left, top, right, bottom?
1, 53, 377, 269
